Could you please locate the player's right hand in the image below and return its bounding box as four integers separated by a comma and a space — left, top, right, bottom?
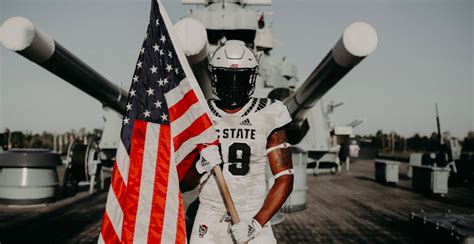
230, 218, 262, 243
196, 144, 222, 174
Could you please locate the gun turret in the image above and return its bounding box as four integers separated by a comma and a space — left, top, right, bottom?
0, 17, 128, 115
174, 18, 213, 99
283, 22, 378, 143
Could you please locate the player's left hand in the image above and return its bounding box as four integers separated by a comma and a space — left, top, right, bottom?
196, 144, 222, 174
230, 218, 262, 243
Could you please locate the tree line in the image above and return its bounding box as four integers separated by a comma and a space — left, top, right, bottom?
358, 130, 474, 153
1, 128, 102, 155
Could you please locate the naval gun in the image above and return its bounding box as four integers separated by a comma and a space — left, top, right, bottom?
1, 7, 377, 196
0, 17, 128, 115
175, 1, 377, 182
175, 16, 378, 144
0, 16, 128, 194
283, 22, 377, 144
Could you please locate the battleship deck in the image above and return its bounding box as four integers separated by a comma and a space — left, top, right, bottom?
0, 160, 473, 243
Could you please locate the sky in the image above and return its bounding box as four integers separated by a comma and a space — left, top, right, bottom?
0, 0, 472, 138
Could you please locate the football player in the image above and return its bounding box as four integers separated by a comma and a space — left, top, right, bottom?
189, 40, 294, 244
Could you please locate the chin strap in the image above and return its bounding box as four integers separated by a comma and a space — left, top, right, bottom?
266, 142, 291, 154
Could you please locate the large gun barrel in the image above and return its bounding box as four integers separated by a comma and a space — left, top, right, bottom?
174, 18, 213, 99
284, 22, 378, 123
0, 17, 128, 115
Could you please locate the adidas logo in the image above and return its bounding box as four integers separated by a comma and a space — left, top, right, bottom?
240, 118, 252, 126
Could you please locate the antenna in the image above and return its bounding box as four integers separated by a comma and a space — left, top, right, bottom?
435, 103, 441, 146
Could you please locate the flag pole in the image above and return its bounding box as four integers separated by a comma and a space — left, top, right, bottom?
156, 0, 245, 241
212, 166, 241, 224
212, 166, 249, 244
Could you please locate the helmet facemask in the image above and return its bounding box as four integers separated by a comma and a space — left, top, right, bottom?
208, 40, 259, 110
210, 66, 258, 109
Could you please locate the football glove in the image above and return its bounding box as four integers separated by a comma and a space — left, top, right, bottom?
230, 218, 262, 243
196, 145, 222, 174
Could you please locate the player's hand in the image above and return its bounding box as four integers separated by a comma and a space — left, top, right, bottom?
196, 145, 222, 174
230, 218, 262, 243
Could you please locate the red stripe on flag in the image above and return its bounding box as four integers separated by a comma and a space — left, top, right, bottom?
101, 211, 119, 244
147, 125, 171, 243
168, 89, 198, 122
111, 162, 127, 209
173, 113, 213, 152
175, 192, 186, 244
122, 120, 148, 243
176, 148, 199, 182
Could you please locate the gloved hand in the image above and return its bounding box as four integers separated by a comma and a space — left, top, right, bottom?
195, 145, 222, 174
230, 218, 263, 243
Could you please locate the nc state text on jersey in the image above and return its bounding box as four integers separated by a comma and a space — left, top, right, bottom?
215, 128, 256, 140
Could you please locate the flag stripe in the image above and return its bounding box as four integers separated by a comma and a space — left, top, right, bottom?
161, 148, 180, 244
104, 178, 124, 240
174, 126, 217, 166
168, 88, 199, 122
100, 208, 120, 244
173, 113, 213, 152
157, 0, 212, 116
115, 141, 130, 185
122, 120, 148, 243
166, 78, 193, 109
111, 163, 127, 209
147, 125, 171, 243
176, 147, 200, 181
171, 101, 206, 137
98, 233, 105, 244
133, 123, 161, 243
175, 192, 186, 244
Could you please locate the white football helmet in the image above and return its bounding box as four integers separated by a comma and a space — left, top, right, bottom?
209, 40, 259, 109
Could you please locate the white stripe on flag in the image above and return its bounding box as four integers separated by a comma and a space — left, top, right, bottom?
171, 102, 206, 136
133, 123, 161, 243
157, 0, 213, 118
116, 140, 130, 185
161, 148, 179, 244
174, 126, 217, 164
165, 77, 192, 108
98, 233, 105, 244
105, 185, 123, 240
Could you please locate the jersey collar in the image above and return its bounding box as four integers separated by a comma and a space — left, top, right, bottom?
211, 98, 256, 117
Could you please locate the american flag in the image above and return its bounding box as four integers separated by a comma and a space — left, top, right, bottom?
99, 0, 218, 243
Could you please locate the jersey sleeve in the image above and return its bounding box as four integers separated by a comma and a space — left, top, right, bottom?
268, 100, 292, 133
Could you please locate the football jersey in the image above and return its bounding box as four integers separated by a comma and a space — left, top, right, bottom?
199, 97, 292, 212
